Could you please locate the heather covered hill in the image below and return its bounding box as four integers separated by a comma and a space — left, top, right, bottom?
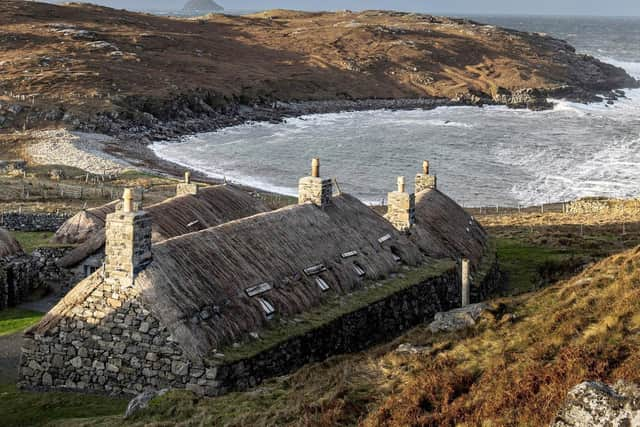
0, 1, 636, 136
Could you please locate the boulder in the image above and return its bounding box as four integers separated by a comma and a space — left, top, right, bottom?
428, 303, 489, 333
125, 388, 169, 418
552, 381, 640, 427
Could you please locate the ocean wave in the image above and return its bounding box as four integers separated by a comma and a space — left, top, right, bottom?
598, 56, 640, 78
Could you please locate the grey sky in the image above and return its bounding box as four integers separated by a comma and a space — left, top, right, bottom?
47, 1, 640, 16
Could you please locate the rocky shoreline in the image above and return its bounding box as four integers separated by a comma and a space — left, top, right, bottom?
75, 83, 632, 144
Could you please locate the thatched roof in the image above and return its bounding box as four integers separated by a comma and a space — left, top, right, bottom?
35, 188, 490, 361
0, 227, 22, 258
146, 185, 269, 240
136, 194, 425, 359
410, 189, 488, 265
58, 185, 269, 268
52, 201, 118, 245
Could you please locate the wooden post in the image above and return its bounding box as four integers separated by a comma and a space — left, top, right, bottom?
461, 258, 470, 307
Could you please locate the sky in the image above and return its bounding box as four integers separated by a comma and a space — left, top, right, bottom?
45, 1, 640, 16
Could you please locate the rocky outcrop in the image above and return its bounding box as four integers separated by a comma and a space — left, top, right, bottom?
182, 0, 223, 12
552, 381, 640, 427
428, 303, 490, 333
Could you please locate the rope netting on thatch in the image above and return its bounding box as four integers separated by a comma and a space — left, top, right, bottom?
0, 227, 22, 258
52, 201, 118, 245
57, 185, 269, 267
411, 189, 488, 265
136, 194, 426, 359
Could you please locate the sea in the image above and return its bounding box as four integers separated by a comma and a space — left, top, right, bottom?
151, 15, 640, 207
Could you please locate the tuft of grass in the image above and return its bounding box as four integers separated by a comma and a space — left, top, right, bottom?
0, 308, 44, 337
0, 384, 127, 427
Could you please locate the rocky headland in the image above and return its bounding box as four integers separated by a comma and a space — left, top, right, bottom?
0, 1, 637, 174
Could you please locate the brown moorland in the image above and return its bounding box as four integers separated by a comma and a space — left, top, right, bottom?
0, 1, 636, 136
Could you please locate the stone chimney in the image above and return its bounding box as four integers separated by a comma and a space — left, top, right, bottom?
385, 176, 415, 232
298, 158, 333, 208
415, 160, 437, 192
104, 188, 153, 288
176, 171, 198, 196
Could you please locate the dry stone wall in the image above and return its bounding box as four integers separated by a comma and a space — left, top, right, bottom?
19, 254, 500, 397
0, 212, 70, 232
0, 248, 74, 310
19, 273, 196, 395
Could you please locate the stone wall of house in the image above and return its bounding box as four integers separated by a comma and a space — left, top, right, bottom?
18, 273, 196, 395
0, 255, 40, 310
31, 247, 75, 293
20, 254, 501, 397
0, 247, 74, 310
0, 212, 71, 232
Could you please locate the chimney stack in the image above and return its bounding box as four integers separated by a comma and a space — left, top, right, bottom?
298, 158, 333, 208
415, 160, 437, 192
176, 171, 198, 196
104, 188, 152, 288
385, 176, 415, 232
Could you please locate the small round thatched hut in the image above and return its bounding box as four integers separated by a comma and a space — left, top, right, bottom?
51, 201, 118, 245
0, 227, 22, 258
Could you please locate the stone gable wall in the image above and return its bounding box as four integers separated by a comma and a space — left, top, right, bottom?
19, 274, 197, 395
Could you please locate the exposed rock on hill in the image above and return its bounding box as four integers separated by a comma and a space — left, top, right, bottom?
182, 0, 223, 12
553, 381, 640, 427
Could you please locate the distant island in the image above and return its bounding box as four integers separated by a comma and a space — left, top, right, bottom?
182, 0, 223, 12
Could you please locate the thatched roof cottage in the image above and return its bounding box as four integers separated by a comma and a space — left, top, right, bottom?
55, 179, 269, 280
20, 160, 497, 397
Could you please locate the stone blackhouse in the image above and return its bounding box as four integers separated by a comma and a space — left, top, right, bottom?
19, 160, 498, 396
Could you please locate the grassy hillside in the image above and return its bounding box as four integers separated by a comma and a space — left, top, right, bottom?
3, 204, 640, 426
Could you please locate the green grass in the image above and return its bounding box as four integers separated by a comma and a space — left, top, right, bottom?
0, 308, 44, 337
0, 384, 127, 427
9, 231, 69, 254
496, 238, 587, 295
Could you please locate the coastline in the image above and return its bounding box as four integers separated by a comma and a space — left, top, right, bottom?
24, 84, 637, 204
